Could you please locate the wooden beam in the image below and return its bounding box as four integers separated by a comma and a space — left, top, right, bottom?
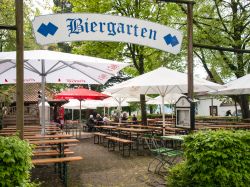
15, 0, 24, 139
0, 25, 16, 30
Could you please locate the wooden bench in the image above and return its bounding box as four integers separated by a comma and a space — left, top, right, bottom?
32, 156, 82, 164
106, 136, 133, 156
93, 132, 110, 144
32, 156, 83, 187
35, 144, 78, 149
33, 150, 74, 157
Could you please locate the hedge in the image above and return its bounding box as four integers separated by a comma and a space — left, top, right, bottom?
167, 130, 250, 187
0, 136, 37, 186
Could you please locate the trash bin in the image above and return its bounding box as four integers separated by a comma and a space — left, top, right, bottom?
39, 101, 50, 124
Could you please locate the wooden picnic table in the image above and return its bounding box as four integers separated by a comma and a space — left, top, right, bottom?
29, 138, 79, 157
127, 124, 163, 131
3, 126, 60, 130
161, 135, 185, 149
116, 127, 153, 154
30, 137, 81, 187
95, 125, 118, 135
0, 130, 62, 136
25, 134, 73, 140
117, 127, 152, 133
29, 138, 79, 145
109, 122, 128, 126
164, 127, 188, 134
0, 129, 60, 133
95, 125, 117, 129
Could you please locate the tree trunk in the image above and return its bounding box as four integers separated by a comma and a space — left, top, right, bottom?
238, 95, 250, 119
128, 107, 131, 116
149, 105, 153, 114
140, 94, 147, 125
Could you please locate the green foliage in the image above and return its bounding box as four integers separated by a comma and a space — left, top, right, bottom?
147, 113, 174, 119
0, 136, 36, 186
167, 130, 250, 187
0, 0, 40, 51
193, 1, 250, 117
195, 115, 239, 122
67, 0, 187, 76
167, 161, 191, 187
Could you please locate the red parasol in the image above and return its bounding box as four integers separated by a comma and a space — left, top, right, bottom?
55, 87, 109, 100
55, 88, 109, 123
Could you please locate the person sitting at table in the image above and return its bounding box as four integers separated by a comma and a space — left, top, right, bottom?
132, 114, 138, 124
103, 114, 111, 125
95, 113, 104, 125
121, 112, 128, 122
87, 115, 95, 132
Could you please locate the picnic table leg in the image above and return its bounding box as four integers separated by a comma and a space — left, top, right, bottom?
136, 134, 144, 156
122, 143, 125, 156
63, 162, 68, 187
58, 143, 65, 179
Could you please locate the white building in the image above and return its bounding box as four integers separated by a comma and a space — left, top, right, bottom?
196, 96, 242, 116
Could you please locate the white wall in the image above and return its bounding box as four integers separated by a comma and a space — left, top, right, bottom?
196, 97, 240, 116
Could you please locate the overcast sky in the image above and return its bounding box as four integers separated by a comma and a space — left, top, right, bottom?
33, 0, 53, 14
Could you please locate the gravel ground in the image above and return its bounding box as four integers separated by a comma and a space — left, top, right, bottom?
31, 137, 167, 187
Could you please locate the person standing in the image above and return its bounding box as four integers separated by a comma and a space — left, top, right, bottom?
132, 114, 138, 124
226, 110, 232, 116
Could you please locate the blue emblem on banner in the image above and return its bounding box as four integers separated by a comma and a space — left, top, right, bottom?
163, 34, 179, 47
37, 22, 58, 37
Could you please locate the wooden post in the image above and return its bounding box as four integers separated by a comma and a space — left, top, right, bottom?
187, 2, 195, 130
15, 0, 24, 139
187, 2, 194, 100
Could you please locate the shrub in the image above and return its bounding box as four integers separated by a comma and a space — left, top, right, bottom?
167, 130, 250, 187
195, 116, 238, 122
147, 113, 174, 119
0, 136, 36, 186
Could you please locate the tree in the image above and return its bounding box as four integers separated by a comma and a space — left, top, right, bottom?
66, 0, 187, 124
191, 0, 250, 118
0, 0, 40, 51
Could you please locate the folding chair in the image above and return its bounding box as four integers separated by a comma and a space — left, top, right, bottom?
147, 135, 183, 175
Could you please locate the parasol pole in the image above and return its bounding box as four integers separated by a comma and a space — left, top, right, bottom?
171, 103, 174, 119
161, 95, 165, 136
41, 60, 46, 135
118, 98, 122, 123
79, 100, 82, 124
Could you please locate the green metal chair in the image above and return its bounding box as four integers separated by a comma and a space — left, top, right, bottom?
147, 135, 183, 175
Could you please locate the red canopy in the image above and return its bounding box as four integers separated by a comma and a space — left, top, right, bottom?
55, 88, 109, 100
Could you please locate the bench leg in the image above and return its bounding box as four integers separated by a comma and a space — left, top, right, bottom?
108, 140, 115, 151
122, 143, 131, 157
94, 135, 99, 144
104, 137, 108, 147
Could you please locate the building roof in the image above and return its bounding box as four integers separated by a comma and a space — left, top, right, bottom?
11, 83, 67, 103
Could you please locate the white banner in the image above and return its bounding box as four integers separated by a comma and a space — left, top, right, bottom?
32, 13, 183, 54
